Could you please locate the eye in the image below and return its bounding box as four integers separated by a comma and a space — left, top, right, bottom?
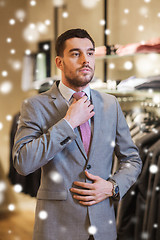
88, 52, 94, 56
72, 52, 80, 57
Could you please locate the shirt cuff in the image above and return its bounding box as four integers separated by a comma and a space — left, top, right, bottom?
63, 118, 74, 130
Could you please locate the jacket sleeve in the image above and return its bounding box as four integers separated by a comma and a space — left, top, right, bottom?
12, 98, 77, 176
111, 98, 142, 200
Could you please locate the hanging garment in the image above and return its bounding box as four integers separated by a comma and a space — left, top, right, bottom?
117, 116, 160, 240
8, 112, 41, 197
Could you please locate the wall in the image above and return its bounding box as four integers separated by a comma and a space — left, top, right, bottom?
1, 0, 160, 174
0, 0, 54, 173
57, 0, 104, 80
108, 0, 160, 45
0, 0, 29, 173
107, 0, 160, 80
0, 0, 104, 173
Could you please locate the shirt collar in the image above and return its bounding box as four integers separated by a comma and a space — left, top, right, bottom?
58, 81, 91, 103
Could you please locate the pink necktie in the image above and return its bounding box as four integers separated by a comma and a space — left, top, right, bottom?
73, 92, 91, 156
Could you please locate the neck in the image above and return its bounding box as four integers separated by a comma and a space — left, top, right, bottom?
61, 79, 89, 92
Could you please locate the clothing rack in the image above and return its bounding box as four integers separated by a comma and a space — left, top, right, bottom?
141, 101, 160, 118
115, 93, 160, 240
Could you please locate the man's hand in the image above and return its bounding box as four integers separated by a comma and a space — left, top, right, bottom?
64, 96, 95, 129
70, 171, 113, 206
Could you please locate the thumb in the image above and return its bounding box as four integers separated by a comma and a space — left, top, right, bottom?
85, 170, 99, 181
72, 98, 77, 104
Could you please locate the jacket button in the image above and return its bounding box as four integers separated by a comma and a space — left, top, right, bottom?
86, 164, 91, 170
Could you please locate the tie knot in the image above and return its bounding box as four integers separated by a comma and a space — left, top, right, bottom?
73, 91, 86, 100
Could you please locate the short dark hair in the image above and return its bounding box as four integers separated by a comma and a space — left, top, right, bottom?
55, 28, 95, 57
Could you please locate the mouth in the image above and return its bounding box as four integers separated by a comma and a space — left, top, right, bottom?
79, 67, 92, 73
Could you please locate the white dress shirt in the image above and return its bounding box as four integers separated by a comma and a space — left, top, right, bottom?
58, 80, 91, 104
58, 81, 92, 129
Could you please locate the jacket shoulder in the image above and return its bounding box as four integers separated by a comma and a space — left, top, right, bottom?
91, 89, 117, 103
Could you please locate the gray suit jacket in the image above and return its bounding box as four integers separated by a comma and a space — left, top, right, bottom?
13, 81, 142, 240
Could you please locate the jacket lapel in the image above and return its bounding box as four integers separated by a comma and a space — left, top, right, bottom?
48, 81, 68, 119
88, 89, 102, 160
47, 82, 102, 161
74, 89, 102, 161
74, 127, 89, 160
48, 81, 87, 159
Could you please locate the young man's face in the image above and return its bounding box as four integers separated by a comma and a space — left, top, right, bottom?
57, 37, 95, 91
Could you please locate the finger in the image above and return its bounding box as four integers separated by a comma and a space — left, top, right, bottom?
73, 181, 94, 189
90, 111, 95, 116
72, 98, 77, 104
88, 105, 94, 112
80, 96, 88, 102
70, 187, 92, 195
79, 200, 97, 206
85, 101, 92, 108
89, 111, 95, 118
86, 99, 91, 106
73, 195, 94, 201
85, 171, 99, 181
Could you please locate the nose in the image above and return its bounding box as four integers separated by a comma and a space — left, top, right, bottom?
81, 53, 89, 65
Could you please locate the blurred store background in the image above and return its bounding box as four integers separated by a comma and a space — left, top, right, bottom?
1, 0, 160, 239
1, 0, 160, 174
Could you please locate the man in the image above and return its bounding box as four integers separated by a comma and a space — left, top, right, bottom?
13, 29, 142, 240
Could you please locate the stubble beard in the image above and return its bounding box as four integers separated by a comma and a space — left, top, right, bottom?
63, 64, 95, 88
65, 73, 94, 88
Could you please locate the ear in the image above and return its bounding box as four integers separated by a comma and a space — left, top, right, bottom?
55, 56, 63, 71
